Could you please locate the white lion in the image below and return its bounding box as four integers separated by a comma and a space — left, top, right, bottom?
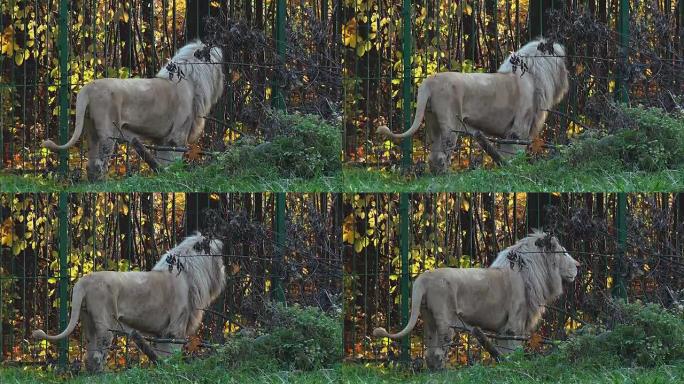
42, 40, 225, 180
32, 233, 226, 372
373, 231, 579, 370
377, 39, 569, 173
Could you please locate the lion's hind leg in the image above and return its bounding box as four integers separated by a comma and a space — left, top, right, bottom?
83, 286, 118, 373
423, 310, 454, 370
82, 311, 113, 373
86, 118, 117, 181
428, 113, 462, 174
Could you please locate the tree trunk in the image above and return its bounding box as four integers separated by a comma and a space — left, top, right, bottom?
141, 0, 157, 77
141, 193, 158, 269
186, 0, 210, 41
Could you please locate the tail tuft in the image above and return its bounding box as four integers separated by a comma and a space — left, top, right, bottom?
376, 126, 390, 135
32, 330, 48, 340
372, 327, 389, 338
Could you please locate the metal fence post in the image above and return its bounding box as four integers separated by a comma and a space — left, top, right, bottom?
616, 0, 629, 102
57, 192, 69, 369
273, 193, 286, 303
58, 0, 70, 178
272, 0, 286, 110
56, 0, 70, 369
399, 193, 410, 362
401, 0, 413, 171
612, 193, 628, 299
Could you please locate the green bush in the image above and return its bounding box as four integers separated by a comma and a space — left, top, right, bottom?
562, 300, 684, 367
565, 106, 684, 172
219, 111, 341, 179
216, 303, 342, 371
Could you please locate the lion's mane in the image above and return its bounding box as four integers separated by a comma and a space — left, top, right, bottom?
152, 233, 226, 334
498, 39, 570, 119
156, 40, 225, 126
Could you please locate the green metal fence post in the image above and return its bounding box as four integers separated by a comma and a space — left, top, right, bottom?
401, 0, 413, 172
272, 0, 286, 110
616, 0, 629, 102
399, 193, 410, 363
612, 193, 628, 299
56, 0, 70, 369
57, 192, 69, 369
57, 0, 69, 178
273, 193, 286, 303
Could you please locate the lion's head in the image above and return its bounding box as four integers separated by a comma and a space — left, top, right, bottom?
491, 230, 579, 325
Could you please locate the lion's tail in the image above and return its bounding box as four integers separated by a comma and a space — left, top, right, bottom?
42, 87, 89, 150
32, 280, 85, 342
376, 81, 430, 140
372, 275, 426, 340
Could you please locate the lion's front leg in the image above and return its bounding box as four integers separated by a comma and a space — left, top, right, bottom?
187, 117, 205, 144
498, 132, 527, 159
494, 332, 524, 355
153, 341, 182, 358
155, 116, 193, 167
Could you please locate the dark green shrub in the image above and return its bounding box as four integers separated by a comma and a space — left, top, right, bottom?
565, 106, 684, 172
218, 112, 341, 179
562, 300, 684, 367
217, 303, 342, 371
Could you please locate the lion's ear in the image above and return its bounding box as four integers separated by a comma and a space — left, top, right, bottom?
535, 234, 554, 252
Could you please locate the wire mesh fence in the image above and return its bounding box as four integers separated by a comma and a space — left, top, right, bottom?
342, 1, 684, 171
0, 0, 341, 180
343, 192, 684, 366
0, 192, 343, 370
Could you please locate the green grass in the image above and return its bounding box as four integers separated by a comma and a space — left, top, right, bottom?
0, 169, 343, 193
0, 362, 341, 384
3, 358, 683, 384
4, 162, 682, 193
343, 158, 684, 193
340, 359, 684, 384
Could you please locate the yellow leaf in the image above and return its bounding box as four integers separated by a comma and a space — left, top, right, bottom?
353, 237, 368, 253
